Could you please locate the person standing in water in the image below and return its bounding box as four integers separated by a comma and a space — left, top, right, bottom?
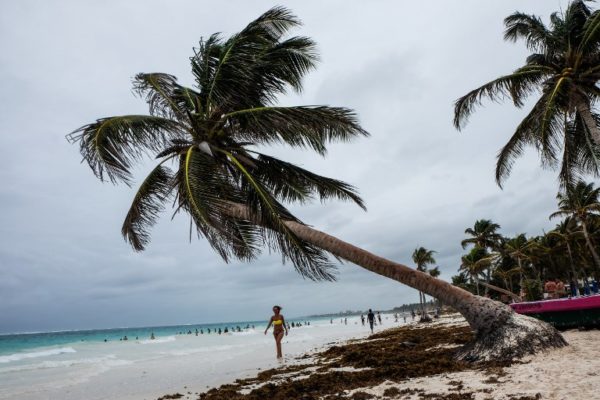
367, 309, 375, 333
264, 305, 288, 360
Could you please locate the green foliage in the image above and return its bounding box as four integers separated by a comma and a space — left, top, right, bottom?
67, 7, 368, 281
412, 247, 436, 272
523, 278, 543, 301
454, 0, 600, 187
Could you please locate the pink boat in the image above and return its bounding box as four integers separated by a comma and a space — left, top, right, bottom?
510, 294, 600, 329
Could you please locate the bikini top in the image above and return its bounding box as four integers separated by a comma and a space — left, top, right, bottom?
273, 319, 283, 326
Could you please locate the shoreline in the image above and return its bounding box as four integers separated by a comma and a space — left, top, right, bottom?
0, 313, 403, 400
171, 314, 600, 400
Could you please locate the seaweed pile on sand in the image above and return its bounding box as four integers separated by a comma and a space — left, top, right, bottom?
192, 322, 518, 400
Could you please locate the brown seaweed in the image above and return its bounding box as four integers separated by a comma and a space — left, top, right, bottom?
193, 324, 513, 400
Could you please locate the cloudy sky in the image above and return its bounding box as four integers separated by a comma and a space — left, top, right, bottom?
0, 0, 575, 333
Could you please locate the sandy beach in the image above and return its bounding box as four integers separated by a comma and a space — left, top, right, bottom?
0, 314, 400, 400
191, 314, 600, 400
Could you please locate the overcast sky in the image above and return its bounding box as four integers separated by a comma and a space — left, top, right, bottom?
0, 0, 576, 333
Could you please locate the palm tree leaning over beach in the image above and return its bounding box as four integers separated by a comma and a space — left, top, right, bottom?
411, 247, 436, 322
68, 7, 565, 362
550, 181, 600, 272
454, 0, 600, 187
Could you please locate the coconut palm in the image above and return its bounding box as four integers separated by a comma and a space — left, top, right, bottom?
503, 234, 532, 292
68, 7, 565, 361
454, 0, 600, 187
462, 220, 503, 294
550, 180, 600, 271
548, 218, 582, 284
412, 247, 436, 321
462, 220, 503, 250
460, 247, 489, 295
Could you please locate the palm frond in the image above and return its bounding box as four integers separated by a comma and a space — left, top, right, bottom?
67, 115, 182, 184
224, 150, 336, 280
174, 147, 262, 261
133, 73, 190, 120
579, 9, 600, 52
538, 77, 568, 158
226, 106, 368, 155
495, 98, 544, 186
453, 68, 550, 130
504, 12, 554, 51
564, 0, 592, 49
201, 7, 306, 111
558, 113, 600, 188
253, 152, 366, 209
190, 33, 223, 106
122, 164, 174, 251
249, 36, 318, 101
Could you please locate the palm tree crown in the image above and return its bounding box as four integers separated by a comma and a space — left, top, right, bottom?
412, 247, 436, 271
454, 0, 600, 187
67, 7, 368, 281
461, 219, 502, 250
551, 180, 600, 220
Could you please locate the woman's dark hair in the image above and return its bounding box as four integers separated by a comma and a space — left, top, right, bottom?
273, 305, 282, 311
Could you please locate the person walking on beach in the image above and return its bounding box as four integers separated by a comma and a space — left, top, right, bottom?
367, 309, 375, 333
377, 312, 382, 325
264, 305, 288, 360
361, 314, 365, 326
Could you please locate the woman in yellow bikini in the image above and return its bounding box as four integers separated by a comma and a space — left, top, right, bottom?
264, 305, 288, 359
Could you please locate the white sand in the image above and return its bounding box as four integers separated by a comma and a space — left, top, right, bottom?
347, 315, 600, 399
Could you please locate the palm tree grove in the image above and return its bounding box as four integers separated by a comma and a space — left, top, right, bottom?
67, 0, 600, 377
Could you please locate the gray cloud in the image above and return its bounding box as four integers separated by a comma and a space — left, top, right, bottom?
0, 0, 574, 333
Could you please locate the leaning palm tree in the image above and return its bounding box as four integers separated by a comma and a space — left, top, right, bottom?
412, 247, 436, 322
454, 0, 600, 187
68, 7, 565, 362
550, 180, 600, 270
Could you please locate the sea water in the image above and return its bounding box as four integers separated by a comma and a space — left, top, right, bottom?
0, 314, 405, 400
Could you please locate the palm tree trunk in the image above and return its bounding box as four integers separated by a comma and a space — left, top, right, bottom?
518, 258, 524, 292
225, 203, 566, 361
483, 267, 492, 297
478, 281, 521, 302
580, 220, 600, 271
566, 242, 579, 285
575, 96, 600, 145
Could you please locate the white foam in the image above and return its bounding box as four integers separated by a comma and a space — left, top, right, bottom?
138, 336, 176, 344
0, 354, 131, 373
163, 344, 236, 356
0, 347, 76, 363
232, 329, 257, 336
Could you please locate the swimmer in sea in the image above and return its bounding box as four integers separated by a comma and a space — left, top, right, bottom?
264, 305, 288, 360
